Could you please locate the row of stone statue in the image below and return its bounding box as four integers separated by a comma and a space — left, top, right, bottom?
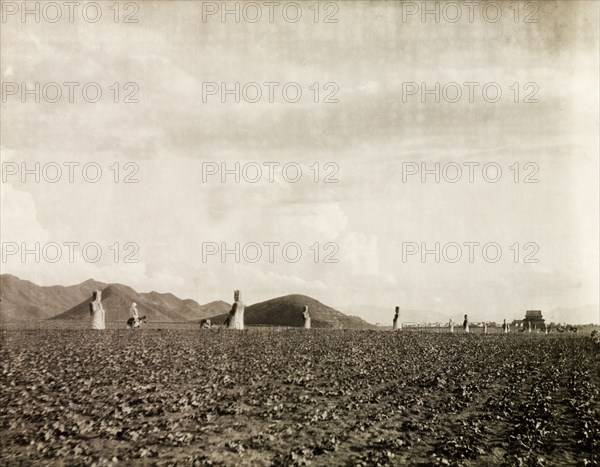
89, 291, 546, 333
393, 307, 548, 334
222, 290, 311, 330
89, 289, 312, 330
89, 290, 143, 330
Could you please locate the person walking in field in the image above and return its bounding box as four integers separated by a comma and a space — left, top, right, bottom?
90, 290, 106, 330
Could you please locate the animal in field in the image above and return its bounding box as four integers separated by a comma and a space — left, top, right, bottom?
557, 324, 579, 333
127, 315, 147, 330
200, 319, 212, 329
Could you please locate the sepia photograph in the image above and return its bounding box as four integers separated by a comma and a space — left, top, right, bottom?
1, 0, 599, 465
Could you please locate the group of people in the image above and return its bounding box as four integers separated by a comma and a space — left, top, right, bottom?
89, 290, 140, 330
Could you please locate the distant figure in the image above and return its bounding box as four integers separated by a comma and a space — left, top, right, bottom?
449, 319, 454, 333
528, 321, 532, 333
303, 306, 311, 329
483, 322, 488, 334
90, 290, 106, 330
503, 319, 509, 334
200, 319, 212, 329
463, 314, 469, 333
226, 290, 245, 330
393, 306, 400, 331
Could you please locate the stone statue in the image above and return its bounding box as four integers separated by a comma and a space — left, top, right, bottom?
226, 290, 245, 330
303, 306, 311, 329
393, 306, 400, 331
130, 302, 139, 321
463, 314, 469, 333
90, 290, 106, 330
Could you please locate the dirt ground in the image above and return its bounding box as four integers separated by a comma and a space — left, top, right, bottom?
1, 329, 598, 466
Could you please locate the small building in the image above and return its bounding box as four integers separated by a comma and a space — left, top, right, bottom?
523, 310, 545, 331
511, 319, 524, 329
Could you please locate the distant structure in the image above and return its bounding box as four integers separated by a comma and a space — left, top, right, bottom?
449, 318, 454, 333
523, 310, 545, 332
303, 306, 311, 329
226, 290, 245, 330
393, 306, 400, 331
463, 314, 469, 333
89, 290, 106, 330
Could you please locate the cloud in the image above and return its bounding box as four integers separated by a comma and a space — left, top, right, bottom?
338, 232, 379, 276
1, 1, 597, 320
0, 183, 49, 244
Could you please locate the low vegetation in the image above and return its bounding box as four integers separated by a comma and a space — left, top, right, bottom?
1, 329, 598, 466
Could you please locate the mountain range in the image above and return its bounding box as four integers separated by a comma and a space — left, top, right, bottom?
0, 275, 106, 321
1, 274, 597, 326
206, 294, 375, 329
0, 275, 228, 323
0, 275, 373, 328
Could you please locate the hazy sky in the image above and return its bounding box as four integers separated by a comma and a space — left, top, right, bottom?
1, 1, 598, 322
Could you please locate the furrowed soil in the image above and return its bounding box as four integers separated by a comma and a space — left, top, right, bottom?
1, 329, 598, 466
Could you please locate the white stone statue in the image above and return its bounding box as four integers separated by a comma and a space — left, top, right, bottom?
303, 306, 311, 329
226, 290, 245, 330
130, 302, 139, 319
90, 290, 106, 330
